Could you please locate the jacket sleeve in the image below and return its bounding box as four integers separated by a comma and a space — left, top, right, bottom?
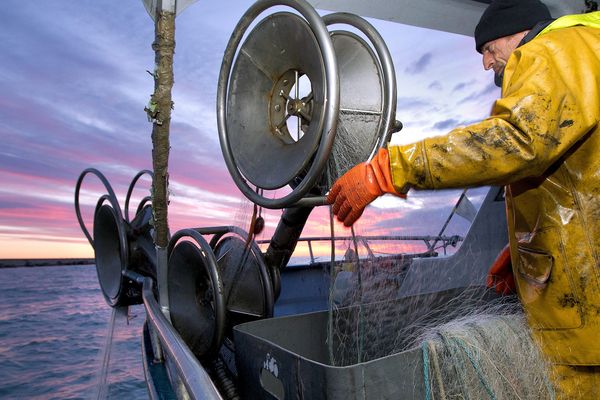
387, 35, 599, 191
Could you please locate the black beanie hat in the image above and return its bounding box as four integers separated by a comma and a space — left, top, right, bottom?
474, 0, 551, 53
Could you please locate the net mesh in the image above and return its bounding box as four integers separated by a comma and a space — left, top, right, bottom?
324, 226, 555, 399
324, 113, 380, 188
420, 312, 554, 399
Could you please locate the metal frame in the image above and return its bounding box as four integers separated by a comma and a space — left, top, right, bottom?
75, 167, 126, 247
124, 169, 153, 222
307, 0, 589, 37
257, 234, 464, 263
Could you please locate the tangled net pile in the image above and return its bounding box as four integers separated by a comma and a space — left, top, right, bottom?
325, 238, 555, 399
419, 311, 555, 399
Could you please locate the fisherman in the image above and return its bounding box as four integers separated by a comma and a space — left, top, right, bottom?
327, 0, 600, 397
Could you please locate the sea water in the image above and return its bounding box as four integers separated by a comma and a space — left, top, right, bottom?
0, 265, 147, 399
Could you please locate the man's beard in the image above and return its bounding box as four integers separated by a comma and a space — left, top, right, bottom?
494, 62, 506, 88
494, 71, 504, 87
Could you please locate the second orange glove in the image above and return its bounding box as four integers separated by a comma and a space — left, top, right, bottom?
486, 244, 515, 295
327, 148, 406, 226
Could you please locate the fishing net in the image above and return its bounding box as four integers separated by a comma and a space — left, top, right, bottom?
325, 113, 381, 188
419, 312, 555, 400
323, 209, 555, 399
93, 305, 146, 399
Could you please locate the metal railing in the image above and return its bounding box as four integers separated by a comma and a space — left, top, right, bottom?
257, 234, 463, 263
126, 271, 223, 400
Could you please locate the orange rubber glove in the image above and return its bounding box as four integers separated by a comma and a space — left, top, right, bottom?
327, 148, 406, 227
486, 244, 515, 295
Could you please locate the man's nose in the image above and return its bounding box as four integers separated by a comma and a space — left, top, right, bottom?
482, 53, 494, 71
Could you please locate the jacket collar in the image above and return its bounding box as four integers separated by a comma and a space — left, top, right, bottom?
518, 19, 555, 47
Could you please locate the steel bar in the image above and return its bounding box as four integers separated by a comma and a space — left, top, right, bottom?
139, 275, 223, 400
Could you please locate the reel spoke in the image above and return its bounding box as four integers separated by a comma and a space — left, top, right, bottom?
295, 70, 301, 139
304, 91, 314, 103
278, 89, 292, 101
275, 113, 292, 131
298, 109, 312, 122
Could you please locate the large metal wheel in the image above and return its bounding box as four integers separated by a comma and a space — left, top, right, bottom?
218, 3, 399, 208
167, 230, 226, 359
93, 200, 140, 307
75, 168, 131, 307
214, 235, 274, 321
217, 0, 339, 209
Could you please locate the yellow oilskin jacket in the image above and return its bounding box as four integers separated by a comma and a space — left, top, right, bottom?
388, 12, 600, 365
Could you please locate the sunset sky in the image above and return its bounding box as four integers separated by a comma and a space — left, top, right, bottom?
0, 0, 500, 259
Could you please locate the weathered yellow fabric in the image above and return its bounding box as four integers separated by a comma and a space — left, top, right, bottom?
389, 22, 600, 365
540, 11, 600, 35
551, 364, 600, 399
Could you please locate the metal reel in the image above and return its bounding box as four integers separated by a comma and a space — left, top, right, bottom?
218, 1, 397, 208
93, 201, 131, 307
167, 230, 226, 359
75, 168, 131, 307
212, 233, 274, 323
218, 0, 339, 209
75, 168, 156, 307
167, 226, 274, 358
227, 11, 326, 191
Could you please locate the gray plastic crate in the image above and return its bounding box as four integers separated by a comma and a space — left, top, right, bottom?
234, 287, 500, 399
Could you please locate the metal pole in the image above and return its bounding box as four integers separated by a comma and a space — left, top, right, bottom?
308, 240, 315, 264
429, 189, 468, 253
146, 5, 176, 316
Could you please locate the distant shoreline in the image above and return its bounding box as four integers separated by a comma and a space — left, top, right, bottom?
0, 259, 95, 268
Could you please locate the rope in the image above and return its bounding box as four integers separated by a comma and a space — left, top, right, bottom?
429, 342, 446, 400
452, 337, 497, 400
422, 341, 432, 400
440, 333, 470, 400
327, 207, 336, 366
542, 367, 556, 399
350, 225, 364, 364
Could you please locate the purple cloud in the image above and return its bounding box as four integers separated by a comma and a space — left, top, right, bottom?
404, 52, 433, 75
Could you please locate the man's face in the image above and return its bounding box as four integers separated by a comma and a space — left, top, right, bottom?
481, 31, 528, 86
